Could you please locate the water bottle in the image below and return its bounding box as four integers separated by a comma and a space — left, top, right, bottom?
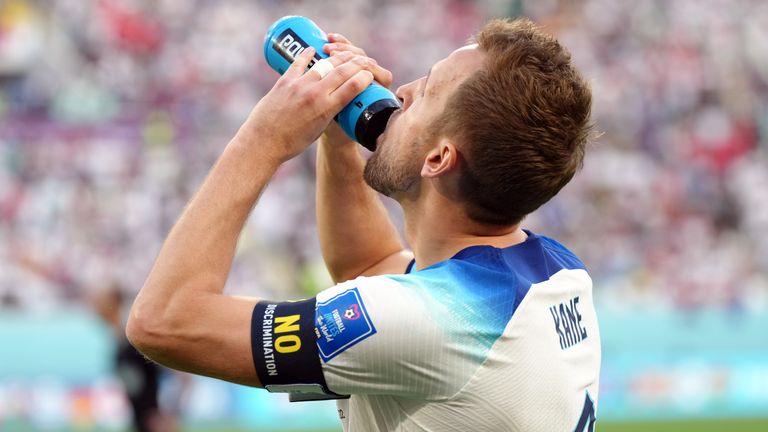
264, 16, 401, 151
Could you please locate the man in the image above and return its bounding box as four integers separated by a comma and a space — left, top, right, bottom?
127, 18, 600, 431
93, 287, 179, 432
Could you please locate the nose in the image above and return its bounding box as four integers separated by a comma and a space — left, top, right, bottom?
395, 78, 420, 111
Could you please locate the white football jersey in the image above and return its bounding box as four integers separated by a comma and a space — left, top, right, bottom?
252, 230, 601, 432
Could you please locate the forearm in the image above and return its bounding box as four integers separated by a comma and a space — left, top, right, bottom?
316, 137, 406, 282
131, 128, 277, 329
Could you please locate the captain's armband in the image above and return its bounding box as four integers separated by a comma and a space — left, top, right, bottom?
251, 298, 348, 401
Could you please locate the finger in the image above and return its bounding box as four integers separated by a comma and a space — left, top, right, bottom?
367, 59, 394, 88
329, 70, 374, 110
307, 58, 335, 80
283, 47, 316, 79
304, 51, 355, 81
327, 33, 353, 45
328, 54, 394, 88
320, 55, 372, 91
323, 42, 366, 56
325, 50, 354, 67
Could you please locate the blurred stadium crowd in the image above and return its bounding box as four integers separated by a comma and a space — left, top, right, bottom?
1, 0, 767, 313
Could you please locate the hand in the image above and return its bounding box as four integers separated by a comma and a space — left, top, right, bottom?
321, 33, 394, 149
324, 33, 393, 87
238, 47, 375, 164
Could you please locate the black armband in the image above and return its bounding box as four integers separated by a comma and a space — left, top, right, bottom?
251, 298, 348, 401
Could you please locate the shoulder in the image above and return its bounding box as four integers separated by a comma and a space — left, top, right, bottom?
317, 275, 415, 307
535, 234, 587, 272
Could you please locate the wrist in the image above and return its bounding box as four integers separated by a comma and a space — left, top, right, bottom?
233, 119, 293, 164
320, 136, 363, 158
320, 133, 362, 157
229, 128, 285, 170
318, 144, 367, 182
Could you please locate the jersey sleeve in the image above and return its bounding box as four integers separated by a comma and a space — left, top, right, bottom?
250, 276, 467, 401
315, 276, 463, 400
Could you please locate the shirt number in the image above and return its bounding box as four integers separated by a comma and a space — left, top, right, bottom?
573, 392, 596, 432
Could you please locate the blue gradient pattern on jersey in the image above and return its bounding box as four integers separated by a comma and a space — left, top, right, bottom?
387, 231, 586, 363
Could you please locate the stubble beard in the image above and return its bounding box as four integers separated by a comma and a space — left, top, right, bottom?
363, 138, 421, 198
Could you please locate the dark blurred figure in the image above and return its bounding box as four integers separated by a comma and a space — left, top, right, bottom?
93, 286, 179, 432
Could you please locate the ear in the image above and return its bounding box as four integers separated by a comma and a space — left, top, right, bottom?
421, 139, 459, 179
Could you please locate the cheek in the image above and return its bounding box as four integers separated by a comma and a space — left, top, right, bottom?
397, 116, 418, 141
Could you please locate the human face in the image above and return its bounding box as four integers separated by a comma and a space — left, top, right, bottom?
363, 45, 485, 198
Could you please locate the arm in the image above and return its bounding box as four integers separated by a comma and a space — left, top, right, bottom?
317, 34, 413, 283
317, 130, 412, 282
126, 48, 375, 386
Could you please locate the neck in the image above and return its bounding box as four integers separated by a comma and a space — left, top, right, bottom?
400, 196, 528, 270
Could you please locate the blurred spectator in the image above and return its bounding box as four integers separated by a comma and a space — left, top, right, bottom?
92, 285, 180, 432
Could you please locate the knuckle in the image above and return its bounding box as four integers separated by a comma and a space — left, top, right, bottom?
289, 79, 303, 91
335, 64, 351, 76
351, 77, 368, 93
303, 87, 320, 102
346, 63, 363, 77
335, 51, 354, 62
279, 76, 297, 89
331, 67, 350, 82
